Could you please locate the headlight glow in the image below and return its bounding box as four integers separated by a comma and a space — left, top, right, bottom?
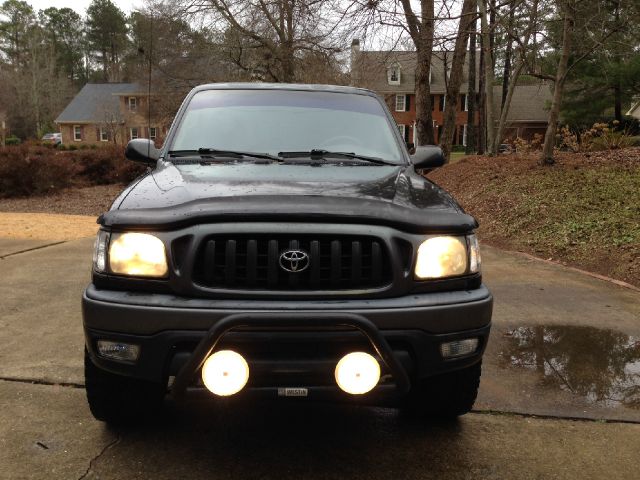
415, 236, 468, 279
109, 232, 168, 277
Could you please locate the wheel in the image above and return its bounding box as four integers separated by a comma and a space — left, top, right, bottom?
84, 349, 165, 425
402, 361, 482, 419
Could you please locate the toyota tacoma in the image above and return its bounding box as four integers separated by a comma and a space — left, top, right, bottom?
83, 83, 493, 424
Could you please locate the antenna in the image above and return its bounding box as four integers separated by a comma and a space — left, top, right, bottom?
147, 12, 154, 160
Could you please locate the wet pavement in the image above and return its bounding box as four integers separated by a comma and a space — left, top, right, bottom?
1, 237, 639, 478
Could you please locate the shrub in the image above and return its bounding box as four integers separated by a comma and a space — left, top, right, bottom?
558, 121, 635, 152
4, 136, 21, 145
0, 144, 147, 198
0, 145, 78, 198
71, 145, 145, 184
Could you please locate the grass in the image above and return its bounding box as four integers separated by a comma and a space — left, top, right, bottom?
449, 152, 471, 164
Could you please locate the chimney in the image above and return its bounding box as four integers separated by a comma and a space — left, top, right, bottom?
350, 39, 361, 85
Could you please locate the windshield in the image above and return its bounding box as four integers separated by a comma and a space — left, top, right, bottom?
169, 89, 405, 164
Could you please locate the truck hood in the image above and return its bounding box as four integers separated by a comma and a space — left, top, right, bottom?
102, 161, 477, 233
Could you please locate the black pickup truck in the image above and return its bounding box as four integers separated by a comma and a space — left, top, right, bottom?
83, 83, 493, 424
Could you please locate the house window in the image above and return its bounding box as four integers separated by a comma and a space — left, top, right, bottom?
130, 127, 139, 140
99, 127, 109, 142
149, 127, 157, 140
128, 97, 137, 111
439, 95, 445, 112
463, 124, 468, 146
395, 94, 406, 112
73, 125, 82, 141
397, 124, 410, 144
388, 64, 401, 85
461, 94, 468, 111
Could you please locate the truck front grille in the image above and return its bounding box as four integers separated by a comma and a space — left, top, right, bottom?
193, 235, 391, 291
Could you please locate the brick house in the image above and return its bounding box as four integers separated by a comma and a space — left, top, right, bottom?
350, 40, 551, 147
55, 83, 169, 146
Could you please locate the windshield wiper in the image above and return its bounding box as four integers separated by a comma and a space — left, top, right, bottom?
278, 149, 396, 166
168, 148, 283, 162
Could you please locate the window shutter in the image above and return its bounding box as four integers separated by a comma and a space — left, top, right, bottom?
96, 128, 100, 141
439, 95, 444, 111
405, 94, 410, 111
404, 125, 410, 143
431, 95, 436, 111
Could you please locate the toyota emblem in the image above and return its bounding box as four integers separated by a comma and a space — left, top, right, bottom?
279, 249, 310, 273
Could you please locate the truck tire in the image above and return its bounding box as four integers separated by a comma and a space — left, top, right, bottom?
402, 361, 481, 419
84, 350, 165, 425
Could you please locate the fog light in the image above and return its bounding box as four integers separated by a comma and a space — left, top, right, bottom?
440, 338, 479, 358
335, 352, 380, 395
201, 350, 249, 396
97, 340, 140, 362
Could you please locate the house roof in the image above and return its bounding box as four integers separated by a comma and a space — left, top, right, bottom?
352, 48, 552, 123
492, 84, 552, 123
352, 50, 479, 94
55, 83, 145, 124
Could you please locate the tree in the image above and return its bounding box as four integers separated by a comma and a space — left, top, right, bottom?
465, 5, 477, 154
0, 0, 34, 66
439, 0, 476, 160
86, 0, 128, 82
477, 0, 495, 155
171, 0, 339, 83
399, 0, 436, 146
39, 7, 85, 84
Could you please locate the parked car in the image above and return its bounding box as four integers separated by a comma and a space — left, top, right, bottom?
41, 132, 62, 146
498, 143, 514, 154
83, 83, 493, 424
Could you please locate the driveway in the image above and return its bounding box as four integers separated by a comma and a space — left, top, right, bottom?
0, 227, 638, 479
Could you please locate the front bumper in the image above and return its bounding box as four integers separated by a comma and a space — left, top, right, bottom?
83, 284, 492, 401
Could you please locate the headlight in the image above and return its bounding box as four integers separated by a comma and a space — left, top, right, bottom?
109, 232, 168, 277
415, 235, 469, 279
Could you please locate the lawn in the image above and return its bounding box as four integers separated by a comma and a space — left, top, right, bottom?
428, 148, 640, 287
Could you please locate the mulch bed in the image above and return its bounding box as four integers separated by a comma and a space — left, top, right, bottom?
0, 184, 125, 216
428, 148, 640, 287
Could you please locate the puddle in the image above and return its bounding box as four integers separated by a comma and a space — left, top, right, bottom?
499, 326, 640, 410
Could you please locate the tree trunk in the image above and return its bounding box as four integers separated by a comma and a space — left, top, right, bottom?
494, 0, 538, 151
466, 7, 477, 154
541, 1, 575, 165
501, 3, 515, 111
477, 0, 495, 155
440, 0, 476, 160
477, 33, 486, 154
414, 0, 435, 146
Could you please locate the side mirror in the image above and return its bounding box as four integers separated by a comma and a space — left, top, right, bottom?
411, 145, 446, 169
125, 138, 160, 165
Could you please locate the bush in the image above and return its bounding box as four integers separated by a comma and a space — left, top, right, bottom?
0, 145, 78, 198
0, 144, 148, 198
4, 136, 21, 145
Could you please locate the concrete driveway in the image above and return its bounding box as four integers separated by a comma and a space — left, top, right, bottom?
0, 232, 638, 479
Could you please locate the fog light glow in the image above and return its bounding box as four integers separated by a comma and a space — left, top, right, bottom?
201, 350, 249, 396
440, 338, 479, 358
335, 352, 380, 395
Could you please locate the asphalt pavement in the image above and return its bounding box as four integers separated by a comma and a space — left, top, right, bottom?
0, 235, 639, 479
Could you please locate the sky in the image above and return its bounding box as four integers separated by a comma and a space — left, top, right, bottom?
28, 0, 139, 15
